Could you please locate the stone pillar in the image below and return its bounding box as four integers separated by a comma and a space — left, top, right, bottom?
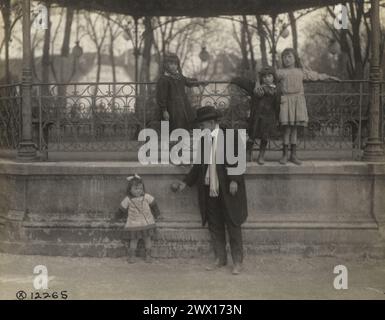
17, 0, 37, 161
363, 0, 384, 161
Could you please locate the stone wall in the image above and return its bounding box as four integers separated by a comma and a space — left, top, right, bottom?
0, 160, 384, 258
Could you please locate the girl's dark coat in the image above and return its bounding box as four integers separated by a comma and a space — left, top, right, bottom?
156, 75, 200, 131
231, 77, 280, 140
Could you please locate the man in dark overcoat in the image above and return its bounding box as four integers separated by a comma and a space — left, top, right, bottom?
172, 106, 248, 274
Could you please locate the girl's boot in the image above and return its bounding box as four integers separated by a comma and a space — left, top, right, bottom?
257, 140, 268, 165
279, 144, 288, 165
144, 249, 152, 263
246, 149, 252, 162
290, 144, 302, 165
246, 140, 254, 162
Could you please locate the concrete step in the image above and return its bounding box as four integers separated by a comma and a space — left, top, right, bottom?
1, 218, 384, 259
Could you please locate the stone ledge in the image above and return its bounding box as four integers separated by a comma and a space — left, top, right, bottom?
1, 160, 385, 176
1, 240, 384, 259
18, 220, 379, 230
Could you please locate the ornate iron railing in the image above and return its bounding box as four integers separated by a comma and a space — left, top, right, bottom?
0, 84, 22, 150
0, 80, 384, 158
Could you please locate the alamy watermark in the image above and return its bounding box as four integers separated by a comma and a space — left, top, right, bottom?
33, 4, 48, 30
15, 265, 69, 300
33, 264, 49, 289
333, 265, 348, 290
333, 4, 349, 30
137, 121, 247, 175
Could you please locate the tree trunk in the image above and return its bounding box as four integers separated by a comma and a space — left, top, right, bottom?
41, 4, 51, 96
256, 15, 268, 68
288, 11, 298, 54
348, 1, 365, 79
242, 15, 256, 78
92, 49, 102, 136
58, 8, 74, 110
110, 46, 116, 83
339, 29, 353, 78
109, 25, 116, 111
140, 16, 153, 83
1, 0, 11, 83
95, 50, 102, 88
381, 32, 385, 81
240, 20, 250, 73
61, 8, 74, 57
271, 15, 277, 68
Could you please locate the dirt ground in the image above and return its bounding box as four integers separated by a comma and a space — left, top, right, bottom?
0, 253, 384, 300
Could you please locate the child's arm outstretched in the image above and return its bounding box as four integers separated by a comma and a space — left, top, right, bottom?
302, 67, 340, 81
149, 200, 162, 220
230, 77, 255, 96
112, 207, 126, 221
112, 197, 129, 221
185, 77, 208, 88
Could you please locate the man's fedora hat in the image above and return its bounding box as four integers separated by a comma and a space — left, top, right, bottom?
193, 106, 222, 123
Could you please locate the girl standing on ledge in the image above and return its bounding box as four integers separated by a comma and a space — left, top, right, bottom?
231, 66, 280, 164
255, 48, 339, 165
156, 53, 206, 131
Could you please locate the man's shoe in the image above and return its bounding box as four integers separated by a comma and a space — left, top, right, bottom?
246, 149, 252, 162
257, 152, 265, 165
126, 248, 138, 264
232, 263, 242, 275
144, 249, 152, 263
205, 259, 226, 271
257, 142, 267, 165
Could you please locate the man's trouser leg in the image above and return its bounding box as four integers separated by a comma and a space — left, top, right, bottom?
206, 194, 227, 265
225, 215, 243, 265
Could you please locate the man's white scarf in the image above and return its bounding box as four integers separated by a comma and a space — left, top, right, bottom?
205, 124, 220, 197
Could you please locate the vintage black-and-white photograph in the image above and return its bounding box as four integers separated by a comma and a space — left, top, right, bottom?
0, 0, 385, 303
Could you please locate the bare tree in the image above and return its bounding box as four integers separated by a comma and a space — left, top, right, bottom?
152, 17, 203, 73
288, 11, 298, 53
256, 15, 268, 67
231, 19, 250, 74
0, 0, 22, 83
140, 16, 154, 82
323, 3, 371, 79
243, 16, 256, 75
84, 11, 108, 86
104, 13, 123, 111
255, 9, 315, 68
41, 3, 51, 86
105, 14, 122, 84
106, 14, 143, 81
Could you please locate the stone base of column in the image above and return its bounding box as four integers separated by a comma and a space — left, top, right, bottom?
363, 140, 384, 162
17, 141, 37, 161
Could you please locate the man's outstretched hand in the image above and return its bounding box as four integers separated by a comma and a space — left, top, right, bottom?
229, 181, 238, 196
163, 110, 170, 121
171, 181, 186, 192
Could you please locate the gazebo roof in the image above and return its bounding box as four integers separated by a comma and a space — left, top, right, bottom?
41, 0, 344, 16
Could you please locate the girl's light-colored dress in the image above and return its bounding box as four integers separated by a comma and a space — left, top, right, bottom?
120, 193, 156, 239
277, 68, 330, 127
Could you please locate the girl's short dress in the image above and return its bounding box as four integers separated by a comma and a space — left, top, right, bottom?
120, 193, 156, 240
277, 68, 330, 127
